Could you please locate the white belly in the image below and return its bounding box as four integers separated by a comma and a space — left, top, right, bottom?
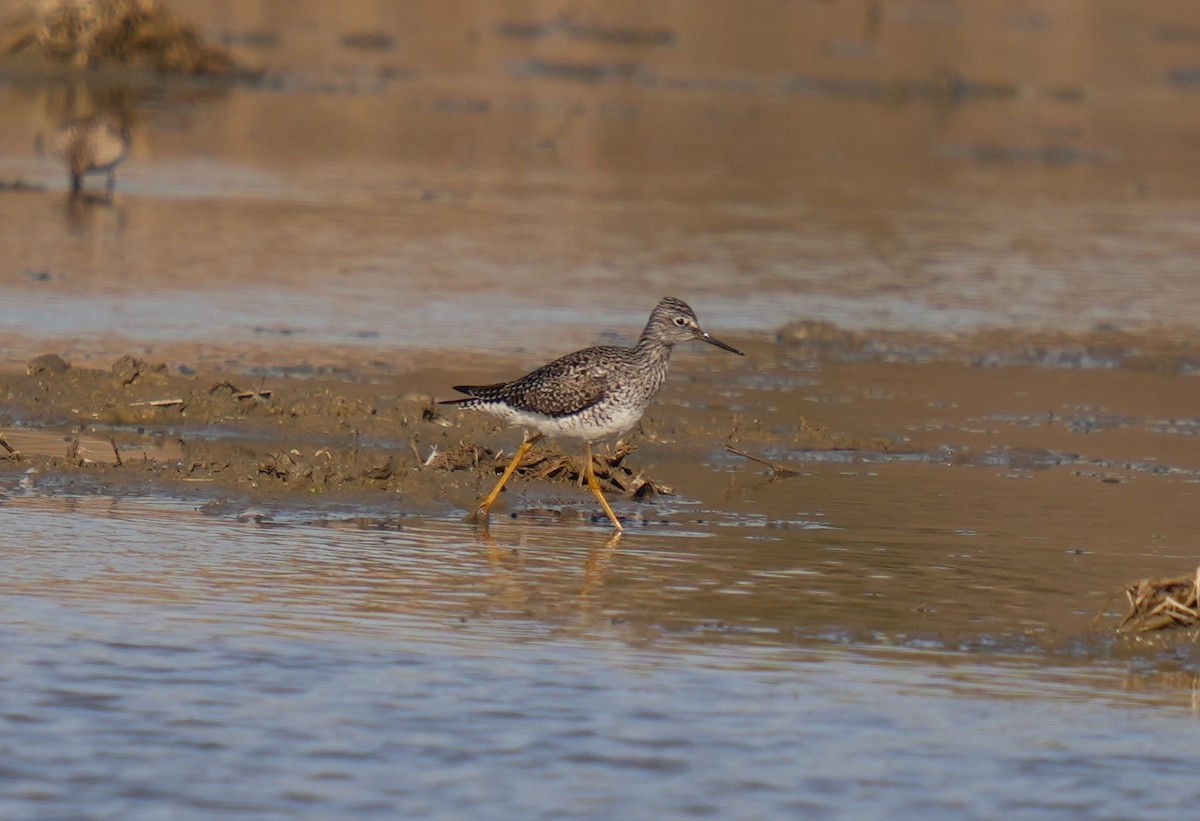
490, 403, 645, 443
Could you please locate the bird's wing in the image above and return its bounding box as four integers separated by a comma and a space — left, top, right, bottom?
482, 347, 618, 417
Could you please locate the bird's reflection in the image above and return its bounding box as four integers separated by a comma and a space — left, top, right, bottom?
63, 187, 125, 233
477, 523, 623, 604
582, 530, 622, 597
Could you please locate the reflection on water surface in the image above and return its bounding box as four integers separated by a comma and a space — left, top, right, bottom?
2, 493, 1199, 819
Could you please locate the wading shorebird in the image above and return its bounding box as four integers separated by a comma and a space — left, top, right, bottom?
52, 114, 131, 196
440, 296, 744, 530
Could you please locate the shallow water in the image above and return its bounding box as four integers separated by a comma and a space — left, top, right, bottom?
4, 1, 1200, 367
3, 493, 1199, 820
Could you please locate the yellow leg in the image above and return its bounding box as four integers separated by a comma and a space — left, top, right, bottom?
583, 442, 623, 531
473, 433, 543, 521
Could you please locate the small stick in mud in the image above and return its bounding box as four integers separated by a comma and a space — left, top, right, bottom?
724, 444, 799, 479
110, 437, 123, 467
130, 398, 185, 407
0, 433, 20, 461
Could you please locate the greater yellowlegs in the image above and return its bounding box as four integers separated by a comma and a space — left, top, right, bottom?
441, 296, 744, 530
52, 114, 131, 196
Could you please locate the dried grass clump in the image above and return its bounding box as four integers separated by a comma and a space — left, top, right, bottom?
4, 0, 242, 75
1115, 567, 1200, 633
429, 440, 671, 499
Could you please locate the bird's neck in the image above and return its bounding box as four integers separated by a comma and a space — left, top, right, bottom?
633, 333, 674, 369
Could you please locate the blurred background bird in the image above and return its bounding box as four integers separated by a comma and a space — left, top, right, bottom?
51, 113, 131, 196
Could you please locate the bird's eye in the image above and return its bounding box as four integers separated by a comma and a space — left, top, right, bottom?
673, 316, 688, 326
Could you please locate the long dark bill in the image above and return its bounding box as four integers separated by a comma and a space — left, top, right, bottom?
700, 332, 744, 356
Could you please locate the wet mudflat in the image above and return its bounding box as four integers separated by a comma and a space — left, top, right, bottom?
4, 0, 1200, 817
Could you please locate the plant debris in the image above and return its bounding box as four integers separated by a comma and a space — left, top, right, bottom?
3, 0, 247, 75
1113, 567, 1200, 632
429, 439, 672, 498
724, 444, 799, 479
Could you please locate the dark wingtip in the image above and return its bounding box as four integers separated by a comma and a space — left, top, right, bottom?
438, 385, 479, 405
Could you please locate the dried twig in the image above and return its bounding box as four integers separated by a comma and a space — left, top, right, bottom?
724, 444, 799, 478
1113, 568, 1200, 633
0, 433, 19, 461
109, 436, 123, 466
129, 398, 185, 407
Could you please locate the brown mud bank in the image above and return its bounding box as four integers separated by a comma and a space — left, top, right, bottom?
0, 345, 767, 523
3, 323, 1200, 524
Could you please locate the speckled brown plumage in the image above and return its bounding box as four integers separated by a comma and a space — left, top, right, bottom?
441, 296, 743, 530
442, 296, 743, 442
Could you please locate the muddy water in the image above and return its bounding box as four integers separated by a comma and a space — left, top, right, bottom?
4, 0, 1200, 817
3, 494, 1200, 820
4, 1, 1200, 367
